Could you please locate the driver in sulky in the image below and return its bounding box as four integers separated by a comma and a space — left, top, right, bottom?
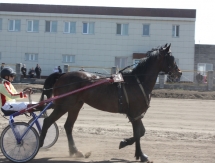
0, 67, 34, 113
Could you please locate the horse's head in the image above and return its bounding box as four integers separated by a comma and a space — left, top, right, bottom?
160, 44, 182, 79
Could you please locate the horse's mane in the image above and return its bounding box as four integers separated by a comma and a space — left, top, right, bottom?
122, 46, 162, 76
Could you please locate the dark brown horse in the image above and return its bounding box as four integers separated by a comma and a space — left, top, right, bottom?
39, 44, 182, 162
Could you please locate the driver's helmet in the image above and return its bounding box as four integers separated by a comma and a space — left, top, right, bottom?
1, 67, 16, 79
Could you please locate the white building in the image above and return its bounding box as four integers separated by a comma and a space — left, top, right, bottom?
0, 3, 196, 80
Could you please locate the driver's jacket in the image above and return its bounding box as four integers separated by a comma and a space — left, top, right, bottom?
0, 79, 26, 108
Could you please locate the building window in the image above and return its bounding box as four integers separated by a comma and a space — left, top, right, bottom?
83, 22, 94, 34
197, 63, 213, 75
27, 20, 39, 32
143, 24, 150, 36
64, 22, 76, 33
8, 20, 21, 31
116, 23, 128, 35
115, 57, 128, 69
25, 53, 38, 61
0, 19, 2, 31
45, 21, 57, 33
172, 25, 179, 37
62, 55, 75, 63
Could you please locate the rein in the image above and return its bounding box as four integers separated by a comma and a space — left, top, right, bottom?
119, 62, 139, 73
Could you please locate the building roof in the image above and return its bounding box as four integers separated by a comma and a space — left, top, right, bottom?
0, 3, 196, 18
133, 53, 147, 59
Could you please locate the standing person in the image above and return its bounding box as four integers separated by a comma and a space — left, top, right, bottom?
21, 64, 27, 78
196, 72, 203, 84
28, 68, 35, 78
53, 66, 59, 73
0, 63, 5, 71
35, 64, 42, 79
0, 63, 5, 81
0, 67, 33, 112
58, 66, 62, 73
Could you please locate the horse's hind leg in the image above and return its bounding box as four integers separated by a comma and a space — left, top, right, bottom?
39, 104, 68, 147
64, 101, 84, 157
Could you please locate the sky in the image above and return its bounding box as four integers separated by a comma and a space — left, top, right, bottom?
1, 0, 215, 45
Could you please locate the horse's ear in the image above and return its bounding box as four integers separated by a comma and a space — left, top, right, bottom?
164, 43, 168, 48
165, 43, 171, 52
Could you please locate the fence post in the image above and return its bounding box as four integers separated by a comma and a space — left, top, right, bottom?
64, 64, 69, 73
111, 66, 119, 74
207, 71, 213, 91
15, 63, 22, 83
159, 73, 165, 89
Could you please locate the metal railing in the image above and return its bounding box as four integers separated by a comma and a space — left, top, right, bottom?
2, 64, 16, 70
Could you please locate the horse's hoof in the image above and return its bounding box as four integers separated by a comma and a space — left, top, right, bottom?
39, 142, 43, 148
140, 154, 153, 163
75, 151, 84, 158
119, 139, 127, 149
39, 138, 44, 148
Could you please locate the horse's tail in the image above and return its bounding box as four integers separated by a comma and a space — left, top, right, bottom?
39, 72, 65, 102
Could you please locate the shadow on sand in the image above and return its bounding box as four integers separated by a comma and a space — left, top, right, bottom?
0, 157, 140, 163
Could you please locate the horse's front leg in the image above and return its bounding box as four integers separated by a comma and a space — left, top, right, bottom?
133, 120, 152, 162
119, 119, 149, 162
119, 137, 135, 149
119, 118, 145, 149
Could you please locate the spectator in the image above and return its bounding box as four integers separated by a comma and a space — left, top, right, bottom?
58, 66, 62, 73
203, 75, 207, 83
196, 72, 203, 84
35, 64, 42, 79
0, 63, 5, 81
53, 66, 59, 73
28, 68, 35, 78
0, 63, 5, 71
21, 64, 27, 78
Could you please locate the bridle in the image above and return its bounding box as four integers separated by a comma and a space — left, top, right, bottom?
167, 63, 179, 76
163, 53, 179, 76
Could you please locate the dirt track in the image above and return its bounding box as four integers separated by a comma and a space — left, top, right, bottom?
0, 92, 214, 163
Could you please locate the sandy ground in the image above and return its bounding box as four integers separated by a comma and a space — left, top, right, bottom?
0, 93, 214, 163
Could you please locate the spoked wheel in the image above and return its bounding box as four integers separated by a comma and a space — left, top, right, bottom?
28, 117, 59, 149
0, 122, 40, 163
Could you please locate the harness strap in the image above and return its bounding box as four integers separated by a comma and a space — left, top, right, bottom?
117, 83, 123, 113
129, 113, 145, 122
135, 75, 149, 108
117, 82, 129, 114
122, 84, 129, 108
117, 80, 149, 122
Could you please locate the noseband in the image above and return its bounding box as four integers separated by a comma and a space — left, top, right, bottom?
163, 54, 179, 76
167, 64, 178, 76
